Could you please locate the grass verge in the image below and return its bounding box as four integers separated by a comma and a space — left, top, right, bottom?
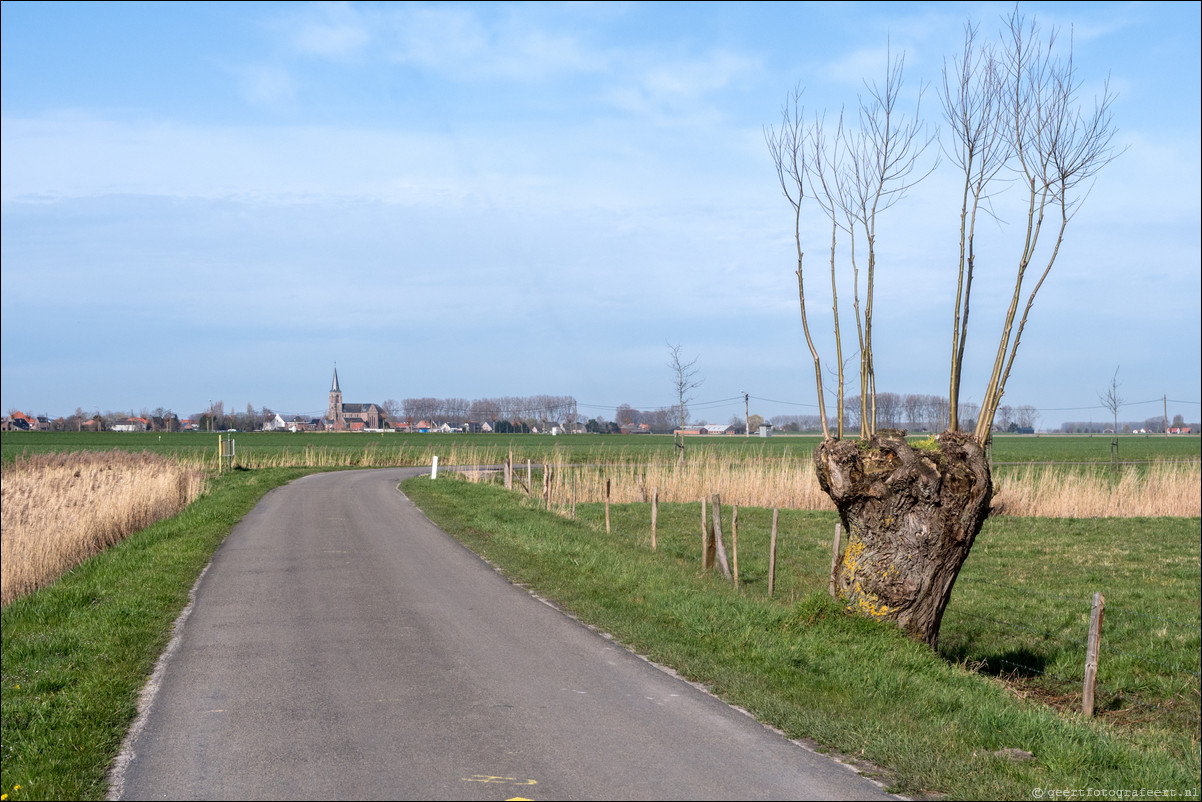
0, 467, 319, 801
402, 474, 1201, 799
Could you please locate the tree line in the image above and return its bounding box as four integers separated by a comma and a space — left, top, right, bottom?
768, 394, 1041, 434
395, 395, 578, 432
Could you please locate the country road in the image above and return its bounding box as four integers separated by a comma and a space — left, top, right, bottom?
112, 468, 897, 801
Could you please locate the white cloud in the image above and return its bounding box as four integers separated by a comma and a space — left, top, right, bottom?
288, 2, 371, 59
234, 65, 298, 109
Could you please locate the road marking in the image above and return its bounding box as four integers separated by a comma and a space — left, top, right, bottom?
462, 775, 537, 786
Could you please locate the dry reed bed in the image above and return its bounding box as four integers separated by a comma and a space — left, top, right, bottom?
1, 451, 206, 606
990, 461, 1202, 517
466, 451, 1202, 519
180, 441, 1202, 517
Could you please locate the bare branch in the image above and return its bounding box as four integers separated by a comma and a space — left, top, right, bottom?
974, 9, 1122, 441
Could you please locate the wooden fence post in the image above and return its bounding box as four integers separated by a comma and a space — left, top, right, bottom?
731, 505, 739, 590
605, 479, 611, 534
543, 463, 552, 510
711, 494, 732, 579
829, 523, 843, 599
1083, 591, 1105, 716
702, 497, 714, 570
651, 486, 658, 551
768, 509, 779, 597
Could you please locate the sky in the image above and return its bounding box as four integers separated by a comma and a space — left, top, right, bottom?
2, 1, 1199, 429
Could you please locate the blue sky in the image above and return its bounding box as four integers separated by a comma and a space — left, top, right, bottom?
2, 1, 1199, 428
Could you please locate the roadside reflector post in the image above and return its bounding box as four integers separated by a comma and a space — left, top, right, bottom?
431, 455, 439, 480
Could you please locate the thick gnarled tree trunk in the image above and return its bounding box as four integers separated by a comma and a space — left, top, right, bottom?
814, 431, 992, 648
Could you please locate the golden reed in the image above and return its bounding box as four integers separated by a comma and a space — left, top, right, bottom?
1, 451, 205, 606
464, 448, 1201, 519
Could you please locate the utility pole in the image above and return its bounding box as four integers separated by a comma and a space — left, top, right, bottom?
744, 392, 750, 438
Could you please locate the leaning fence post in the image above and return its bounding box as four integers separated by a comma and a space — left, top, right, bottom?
711, 494, 732, 579
768, 509, 779, 597
829, 522, 842, 598
702, 497, 714, 570
1083, 591, 1105, 717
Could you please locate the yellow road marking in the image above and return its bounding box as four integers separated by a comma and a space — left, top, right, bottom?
462, 775, 537, 786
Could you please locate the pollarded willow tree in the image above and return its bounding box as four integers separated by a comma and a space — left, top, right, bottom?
765, 11, 1120, 647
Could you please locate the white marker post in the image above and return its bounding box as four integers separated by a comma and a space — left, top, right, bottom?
431, 456, 439, 480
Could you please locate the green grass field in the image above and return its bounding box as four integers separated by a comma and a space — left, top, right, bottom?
523, 484, 1201, 734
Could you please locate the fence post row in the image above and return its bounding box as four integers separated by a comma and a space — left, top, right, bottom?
509, 471, 1133, 721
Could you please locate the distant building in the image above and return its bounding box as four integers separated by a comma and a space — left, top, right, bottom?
325, 369, 386, 431
262, 413, 288, 431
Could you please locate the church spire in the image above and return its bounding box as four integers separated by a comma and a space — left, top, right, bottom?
328, 367, 345, 430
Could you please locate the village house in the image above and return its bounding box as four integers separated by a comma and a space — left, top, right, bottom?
3, 412, 53, 431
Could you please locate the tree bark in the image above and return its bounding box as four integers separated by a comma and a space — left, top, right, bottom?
813, 430, 992, 648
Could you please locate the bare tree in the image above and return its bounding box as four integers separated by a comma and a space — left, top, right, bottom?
668, 343, 703, 460
768, 10, 1120, 647
1015, 404, 1041, 430
468, 399, 501, 426
1098, 367, 1124, 434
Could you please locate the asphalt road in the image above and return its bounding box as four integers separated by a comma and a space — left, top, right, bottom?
113, 468, 897, 801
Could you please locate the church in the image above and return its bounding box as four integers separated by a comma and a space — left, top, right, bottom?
325, 369, 386, 431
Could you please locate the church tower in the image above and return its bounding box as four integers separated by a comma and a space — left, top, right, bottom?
328, 368, 345, 430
